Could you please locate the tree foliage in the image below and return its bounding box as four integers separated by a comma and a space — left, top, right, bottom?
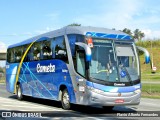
122, 28, 145, 41
122, 28, 133, 37
133, 29, 145, 41
67, 23, 81, 26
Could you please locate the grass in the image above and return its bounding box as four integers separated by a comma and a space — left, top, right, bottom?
142, 84, 160, 93
136, 40, 160, 81
136, 40, 160, 48
141, 83, 160, 99
141, 74, 160, 81
0, 77, 5, 83
139, 48, 160, 73
140, 46, 160, 99
141, 94, 160, 99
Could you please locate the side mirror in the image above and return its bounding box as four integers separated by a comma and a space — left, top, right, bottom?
136, 46, 150, 64
75, 42, 91, 62
137, 46, 157, 73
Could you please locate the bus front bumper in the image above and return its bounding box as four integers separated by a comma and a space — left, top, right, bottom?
87, 90, 141, 106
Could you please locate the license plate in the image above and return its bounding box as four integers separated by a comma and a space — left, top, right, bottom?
115, 99, 124, 103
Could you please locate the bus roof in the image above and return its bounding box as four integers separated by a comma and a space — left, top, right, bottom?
8, 26, 132, 48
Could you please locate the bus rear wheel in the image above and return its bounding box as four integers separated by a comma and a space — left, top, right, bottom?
61, 89, 71, 110
16, 84, 23, 100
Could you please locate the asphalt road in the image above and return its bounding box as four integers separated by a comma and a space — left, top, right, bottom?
0, 83, 159, 120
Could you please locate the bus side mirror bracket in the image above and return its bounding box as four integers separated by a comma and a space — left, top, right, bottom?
136, 46, 150, 64
75, 42, 92, 62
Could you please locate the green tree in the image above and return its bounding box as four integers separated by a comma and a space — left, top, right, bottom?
67, 23, 81, 26
122, 28, 133, 37
133, 29, 145, 41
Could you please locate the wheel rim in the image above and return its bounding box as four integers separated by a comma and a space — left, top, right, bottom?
63, 92, 69, 105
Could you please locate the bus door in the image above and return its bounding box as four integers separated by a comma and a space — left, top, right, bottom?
74, 43, 91, 104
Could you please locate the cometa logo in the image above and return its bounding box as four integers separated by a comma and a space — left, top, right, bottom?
114, 83, 125, 86
37, 63, 55, 73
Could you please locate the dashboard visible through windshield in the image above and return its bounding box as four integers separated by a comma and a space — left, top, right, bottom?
89, 39, 119, 82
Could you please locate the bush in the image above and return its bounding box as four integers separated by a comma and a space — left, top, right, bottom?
136, 40, 160, 48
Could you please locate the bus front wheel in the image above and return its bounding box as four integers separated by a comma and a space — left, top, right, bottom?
16, 84, 23, 100
61, 89, 71, 110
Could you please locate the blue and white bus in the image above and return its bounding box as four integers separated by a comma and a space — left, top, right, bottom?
6, 26, 150, 110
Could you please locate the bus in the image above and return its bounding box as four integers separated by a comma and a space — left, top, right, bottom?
6, 26, 150, 110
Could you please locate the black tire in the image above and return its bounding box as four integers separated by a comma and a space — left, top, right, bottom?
16, 84, 23, 100
61, 89, 71, 110
103, 106, 114, 111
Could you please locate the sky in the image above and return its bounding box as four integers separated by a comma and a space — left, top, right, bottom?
0, 0, 160, 66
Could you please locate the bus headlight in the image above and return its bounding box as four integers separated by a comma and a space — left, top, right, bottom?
87, 86, 104, 94
134, 89, 141, 94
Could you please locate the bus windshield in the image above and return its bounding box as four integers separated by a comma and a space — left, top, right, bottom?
116, 43, 139, 82
89, 39, 119, 82
89, 39, 140, 84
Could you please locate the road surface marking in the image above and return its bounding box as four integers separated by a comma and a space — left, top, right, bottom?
0, 97, 64, 111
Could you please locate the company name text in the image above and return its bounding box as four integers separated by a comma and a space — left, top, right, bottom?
37, 63, 55, 73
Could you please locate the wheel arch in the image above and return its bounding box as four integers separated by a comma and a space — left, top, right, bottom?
58, 84, 67, 101
58, 83, 76, 103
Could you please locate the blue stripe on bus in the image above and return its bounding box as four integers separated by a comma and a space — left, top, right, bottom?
6, 60, 76, 103
86, 32, 132, 40
86, 81, 140, 93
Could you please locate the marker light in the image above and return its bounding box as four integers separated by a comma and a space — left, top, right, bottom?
86, 37, 93, 48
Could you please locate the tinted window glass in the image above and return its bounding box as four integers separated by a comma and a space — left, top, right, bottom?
33, 42, 41, 61
67, 34, 85, 56
52, 36, 68, 62
76, 50, 86, 77
42, 40, 52, 60
23, 44, 30, 62
7, 48, 14, 63
15, 46, 22, 62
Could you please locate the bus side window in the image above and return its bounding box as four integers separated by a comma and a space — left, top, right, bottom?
33, 42, 41, 61
68, 34, 85, 57
42, 40, 52, 60
15, 46, 22, 63
76, 50, 86, 77
68, 34, 76, 56
7, 49, 11, 63
7, 48, 15, 63
54, 36, 68, 62
23, 44, 31, 62
51, 38, 56, 59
